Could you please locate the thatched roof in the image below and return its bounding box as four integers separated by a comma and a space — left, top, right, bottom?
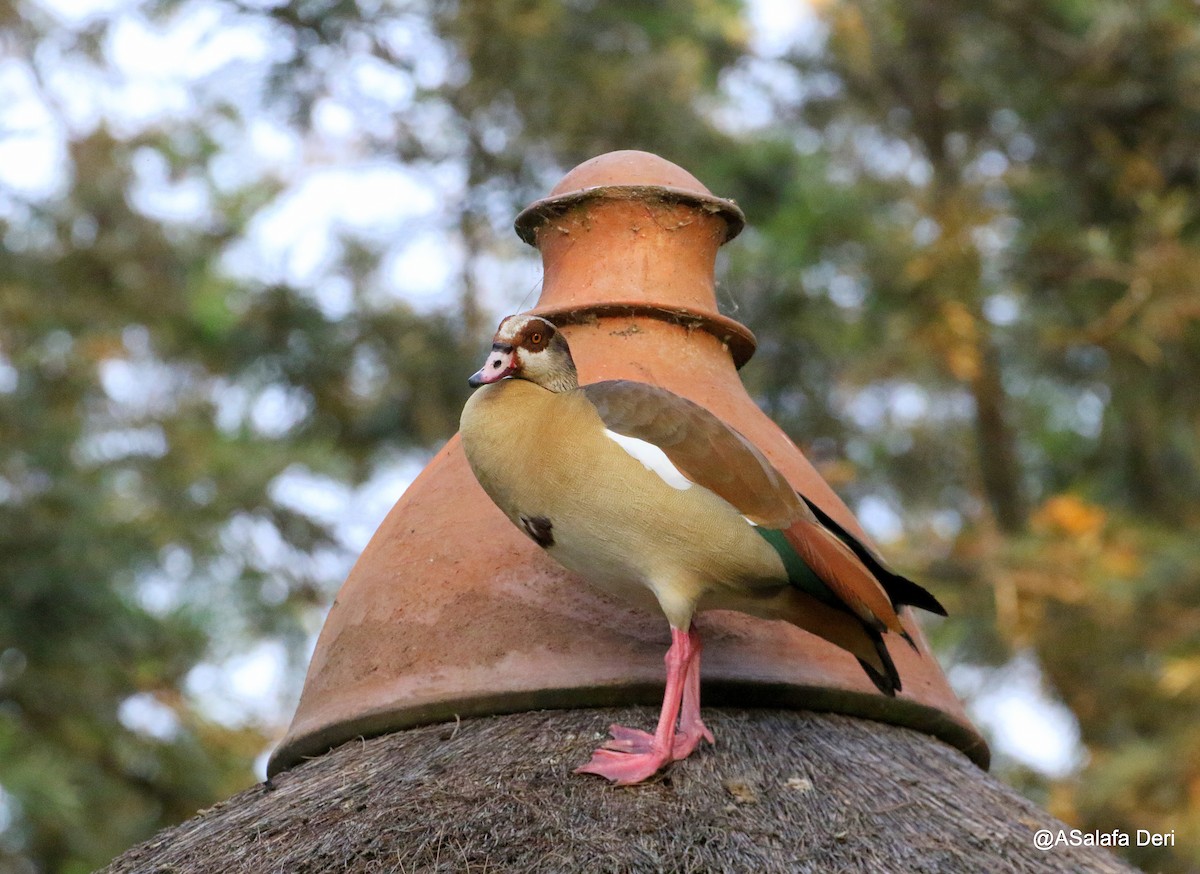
106, 708, 1137, 873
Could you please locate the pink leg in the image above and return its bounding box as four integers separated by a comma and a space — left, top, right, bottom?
576, 626, 710, 784
597, 624, 710, 763
603, 626, 712, 760
672, 625, 714, 759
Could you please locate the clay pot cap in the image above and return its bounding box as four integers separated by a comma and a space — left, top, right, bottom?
515, 150, 746, 246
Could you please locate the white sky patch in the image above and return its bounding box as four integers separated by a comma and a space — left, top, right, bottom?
827, 272, 866, 309
951, 653, 1086, 777
249, 383, 311, 438
929, 509, 963, 540
0, 354, 18, 394
129, 145, 213, 225
382, 229, 462, 313
118, 692, 181, 740
0, 784, 15, 834
98, 353, 194, 420
0, 60, 68, 200
32, 0, 134, 27
888, 383, 930, 426
604, 430, 693, 490
312, 97, 358, 143
211, 118, 301, 193
843, 387, 886, 430
103, 17, 195, 127
855, 495, 904, 543
913, 217, 941, 246
712, 1, 827, 135
269, 465, 353, 528
104, 3, 285, 118
347, 53, 415, 110
186, 639, 289, 728
38, 48, 106, 136
311, 275, 355, 321
225, 163, 442, 289
73, 425, 169, 466
135, 545, 194, 616
211, 378, 250, 434
379, 13, 452, 91
746, 0, 824, 58
715, 59, 798, 133
842, 382, 970, 432
461, 246, 546, 321
984, 292, 1021, 326
337, 455, 427, 551
269, 453, 427, 552
1072, 388, 1107, 439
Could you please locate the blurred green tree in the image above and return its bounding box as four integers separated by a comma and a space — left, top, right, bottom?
0, 1, 745, 871
720, 1, 1200, 870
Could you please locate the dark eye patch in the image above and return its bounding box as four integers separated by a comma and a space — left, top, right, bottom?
520, 321, 553, 351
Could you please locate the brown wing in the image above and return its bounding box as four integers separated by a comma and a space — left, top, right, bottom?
582, 380, 807, 527
582, 379, 906, 636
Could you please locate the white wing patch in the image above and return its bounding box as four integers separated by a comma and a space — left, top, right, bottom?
603, 429, 693, 490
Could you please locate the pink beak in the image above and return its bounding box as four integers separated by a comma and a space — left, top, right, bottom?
468, 345, 517, 387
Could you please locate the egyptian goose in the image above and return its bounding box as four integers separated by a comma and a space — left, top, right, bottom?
459, 313, 946, 785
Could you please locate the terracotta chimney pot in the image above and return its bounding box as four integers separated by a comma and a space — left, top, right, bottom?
269, 150, 988, 777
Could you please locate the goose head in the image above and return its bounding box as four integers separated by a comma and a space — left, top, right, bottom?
468, 313, 578, 393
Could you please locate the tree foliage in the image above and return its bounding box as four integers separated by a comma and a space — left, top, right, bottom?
726, 2, 1200, 870
1, 1, 1198, 872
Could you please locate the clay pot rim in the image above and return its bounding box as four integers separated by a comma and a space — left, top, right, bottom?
269, 678, 990, 777
529, 301, 758, 368
515, 184, 746, 246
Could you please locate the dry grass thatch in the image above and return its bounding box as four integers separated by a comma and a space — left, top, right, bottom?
106, 708, 1138, 873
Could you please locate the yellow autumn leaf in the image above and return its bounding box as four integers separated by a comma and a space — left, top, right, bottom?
1032, 494, 1108, 537
1159, 657, 1200, 696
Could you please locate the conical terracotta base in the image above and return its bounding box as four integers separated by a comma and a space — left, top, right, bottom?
269, 151, 988, 776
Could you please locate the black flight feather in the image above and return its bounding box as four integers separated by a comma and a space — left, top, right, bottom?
857, 629, 901, 697
800, 494, 948, 617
